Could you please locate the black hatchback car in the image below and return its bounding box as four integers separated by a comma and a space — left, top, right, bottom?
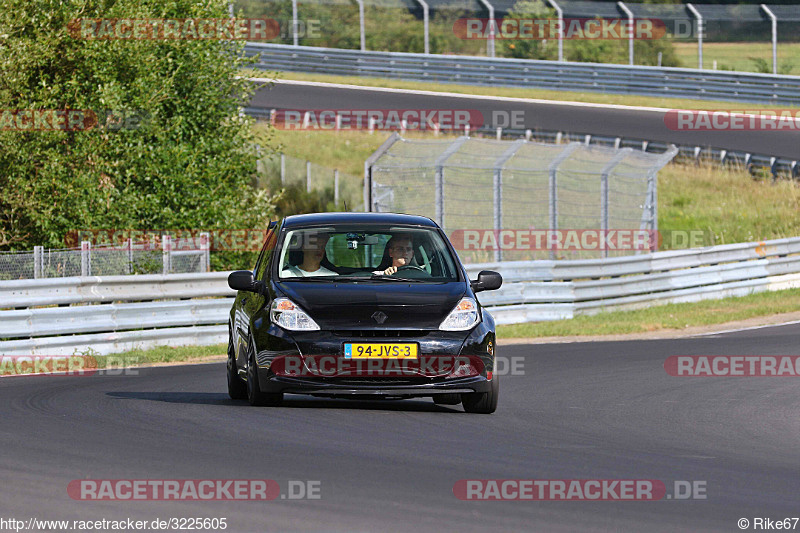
226, 212, 503, 413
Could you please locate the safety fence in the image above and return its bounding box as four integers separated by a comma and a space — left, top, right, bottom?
1, 236, 798, 356
237, 1, 799, 73
258, 152, 365, 210
365, 134, 677, 261
0, 237, 210, 281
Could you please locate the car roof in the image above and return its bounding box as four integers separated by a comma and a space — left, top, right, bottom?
281, 212, 439, 229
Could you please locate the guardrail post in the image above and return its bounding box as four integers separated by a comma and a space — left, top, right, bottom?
81, 241, 91, 277
162, 235, 171, 275
687, 4, 703, 69
761, 4, 778, 74
33, 246, 43, 279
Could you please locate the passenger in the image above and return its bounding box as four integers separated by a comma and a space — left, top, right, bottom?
283, 232, 336, 277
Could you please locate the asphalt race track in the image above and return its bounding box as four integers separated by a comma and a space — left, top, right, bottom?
2, 323, 800, 532
250, 80, 800, 159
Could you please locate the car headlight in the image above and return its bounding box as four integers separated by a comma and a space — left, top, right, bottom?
439, 297, 480, 331
270, 298, 320, 331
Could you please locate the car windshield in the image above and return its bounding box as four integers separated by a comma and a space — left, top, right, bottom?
276, 224, 460, 282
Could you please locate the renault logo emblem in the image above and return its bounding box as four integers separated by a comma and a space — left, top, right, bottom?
371, 311, 388, 324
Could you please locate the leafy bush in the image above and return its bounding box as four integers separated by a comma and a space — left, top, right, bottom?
0, 0, 277, 271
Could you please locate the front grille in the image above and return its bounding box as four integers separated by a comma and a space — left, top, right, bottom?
332, 330, 430, 338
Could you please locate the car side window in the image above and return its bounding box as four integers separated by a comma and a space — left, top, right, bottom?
254, 229, 277, 281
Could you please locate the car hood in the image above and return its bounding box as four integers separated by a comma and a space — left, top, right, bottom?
275, 281, 467, 330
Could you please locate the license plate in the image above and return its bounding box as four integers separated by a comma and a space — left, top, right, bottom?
343, 343, 418, 359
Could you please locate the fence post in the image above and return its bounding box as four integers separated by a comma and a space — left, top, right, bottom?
81, 241, 91, 276
548, 143, 580, 259
618, 1, 634, 65
761, 4, 778, 74
280, 153, 285, 184
687, 3, 703, 69
127, 238, 133, 274
433, 136, 470, 228
492, 139, 525, 262
200, 232, 210, 273
334, 169, 340, 206
292, 0, 299, 46
547, 0, 564, 62
306, 161, 312, 192
599, 148, 632, 259
162, 234, 171, 275
34, 246, 43, 278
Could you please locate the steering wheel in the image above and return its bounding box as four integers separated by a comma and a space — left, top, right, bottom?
397, 265, 426, 272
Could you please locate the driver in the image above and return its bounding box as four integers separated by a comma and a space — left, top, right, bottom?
375, 234, 415, 275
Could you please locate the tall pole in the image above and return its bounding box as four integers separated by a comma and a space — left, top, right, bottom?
761, 4, 778, 74
618, 1, 634, 66
292, 0, 299, 46
478, 0, 495, 58
355, 0, 366, 51
687, 4, 703, 70
416, 0, 430, 54
547, 0, 564, 62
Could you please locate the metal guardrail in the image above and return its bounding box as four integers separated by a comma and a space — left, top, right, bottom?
2, 236, 800, 355
245, 43, 800, 106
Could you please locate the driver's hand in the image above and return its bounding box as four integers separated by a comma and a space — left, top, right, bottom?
382, 266, 398, 275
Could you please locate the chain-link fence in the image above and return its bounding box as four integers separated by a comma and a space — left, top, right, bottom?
0, 238, 209, 281
367, 134, 677, 262
258, 152, 364, 211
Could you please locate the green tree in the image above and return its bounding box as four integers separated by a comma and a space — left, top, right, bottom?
0, 0, 276, 269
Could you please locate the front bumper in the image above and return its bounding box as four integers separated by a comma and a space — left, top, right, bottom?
251, 320, 496, 398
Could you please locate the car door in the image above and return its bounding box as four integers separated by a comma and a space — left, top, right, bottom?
236, 226, 277, 369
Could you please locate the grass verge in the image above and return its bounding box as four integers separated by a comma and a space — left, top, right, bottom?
497, 288, 800, 338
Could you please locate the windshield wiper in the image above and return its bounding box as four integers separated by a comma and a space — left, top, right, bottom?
369, 274, 418, 282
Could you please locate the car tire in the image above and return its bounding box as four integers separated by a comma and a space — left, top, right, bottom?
433, 393, 462, 405
227, 335, 247, 400
246, 341, 283, 407
461, 374, 499, 414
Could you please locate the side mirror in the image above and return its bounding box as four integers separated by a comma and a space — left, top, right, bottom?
228, 270, 258, 292
470, 270, 503, 293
